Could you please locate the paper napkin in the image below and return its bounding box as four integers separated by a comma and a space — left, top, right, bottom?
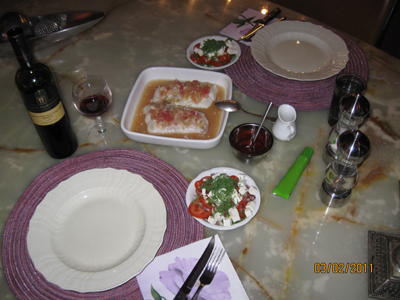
137, 234, 249, 300
219, 8, 279, 46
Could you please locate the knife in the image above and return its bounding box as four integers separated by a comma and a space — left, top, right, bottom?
173, 236, 215, 300
237, 7, 281, 41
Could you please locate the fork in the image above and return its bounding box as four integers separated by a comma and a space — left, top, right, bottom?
191, 247, 225, 300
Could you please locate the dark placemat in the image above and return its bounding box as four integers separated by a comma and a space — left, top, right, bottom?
225, 26, 369, 111
2, 148, 203, 300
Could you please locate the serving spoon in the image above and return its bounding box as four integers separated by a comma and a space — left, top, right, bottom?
214, 100, 277, 123
247, 102, 273, 149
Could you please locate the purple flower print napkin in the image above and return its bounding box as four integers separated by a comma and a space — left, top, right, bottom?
137, 234, 249, 300
219, 8, 279, 46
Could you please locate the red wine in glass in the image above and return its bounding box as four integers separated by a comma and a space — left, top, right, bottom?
72, 75, 118, 144
79, 94, 111, 117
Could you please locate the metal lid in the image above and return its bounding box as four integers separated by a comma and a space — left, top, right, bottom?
337, 130, 370, 164
339, 93, 370, 125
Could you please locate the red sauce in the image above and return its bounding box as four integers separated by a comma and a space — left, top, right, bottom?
235, 139, 267, 155
233, 126, 269, 155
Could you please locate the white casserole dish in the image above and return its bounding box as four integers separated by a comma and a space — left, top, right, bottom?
121, 67, 232, 149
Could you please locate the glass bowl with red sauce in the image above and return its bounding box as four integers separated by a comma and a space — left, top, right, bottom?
229, 123, 274, 164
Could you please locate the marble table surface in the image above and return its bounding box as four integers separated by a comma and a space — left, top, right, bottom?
0, 0, 399, 299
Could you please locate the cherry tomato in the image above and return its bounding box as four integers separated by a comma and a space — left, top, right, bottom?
188, 201, 211, 219
231, 175, 239, 190
230, 175, 239, 188
205, 59, 222, 67
195, 180, 203, 189
237, 200, 247, 219
199, 195, 213, 210
190, 54, 203, 64
218, 54, 232, 64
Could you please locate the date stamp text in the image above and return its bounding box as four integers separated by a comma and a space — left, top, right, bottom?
314, 263, 373, 274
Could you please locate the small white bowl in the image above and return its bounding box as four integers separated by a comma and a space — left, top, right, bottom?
121, 67, 232, 149
186, 167, 261, 230
186, 35, 241, 71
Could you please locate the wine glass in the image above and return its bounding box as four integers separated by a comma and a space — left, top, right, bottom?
72, 75, 118, 144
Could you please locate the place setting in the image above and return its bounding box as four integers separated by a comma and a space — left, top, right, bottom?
182, 7, 369, 111
2, 148, 204, 299
2, 149, 258, 299
218, 7, 369, 111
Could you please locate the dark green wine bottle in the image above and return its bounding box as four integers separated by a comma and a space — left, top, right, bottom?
7, 27, 78, 159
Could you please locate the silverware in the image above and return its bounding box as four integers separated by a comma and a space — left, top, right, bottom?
192, 247, 225, 300
173, 236, 215, 300
274, 16, 287, 23
214, 100, 277, 123
237, 7, 281, 41
247, 102, 273, 150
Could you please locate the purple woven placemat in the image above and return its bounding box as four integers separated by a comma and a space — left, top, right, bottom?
224, 26, 369, 111
2, 148, 203, 300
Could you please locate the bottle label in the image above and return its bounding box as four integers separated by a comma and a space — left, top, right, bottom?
29, 101, 65, 126
27, 89, 65, 126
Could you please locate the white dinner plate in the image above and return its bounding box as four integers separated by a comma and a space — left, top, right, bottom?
251, 21, 349, 81
186, 35, 241, 70
27, 168, 166, 292
186, 167, 260, 230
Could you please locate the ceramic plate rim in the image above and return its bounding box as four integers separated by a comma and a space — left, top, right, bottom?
251, 21, 349, 81
26, 168, 167, 292
186, 35, 241, 70
120, 67, 231, 149
185, 167, 261, 230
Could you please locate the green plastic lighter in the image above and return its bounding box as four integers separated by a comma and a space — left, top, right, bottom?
272, 147, 314, 199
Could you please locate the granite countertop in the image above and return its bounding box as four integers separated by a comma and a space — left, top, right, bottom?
0, 0, 399, 299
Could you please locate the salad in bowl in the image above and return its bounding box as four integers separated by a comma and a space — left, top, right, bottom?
186, 36, 241, 70
186, 167, 260, 230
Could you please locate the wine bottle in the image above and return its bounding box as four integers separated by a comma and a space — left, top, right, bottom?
7, 27, 78, 159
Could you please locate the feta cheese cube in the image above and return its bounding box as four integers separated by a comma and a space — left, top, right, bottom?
217, 47, 225, 56
226, 41, 238, 55
223, 217, 232, 226
214, 212, 223, 222
249, 186, 258, 195
207, 215, 217, 225
238, 176, 247, 188
238, 174, 246, 181
246, 201, 256, 211
227, 47, 237, 55
238, 186, 247, 195
231, 190, 241, 204
194, 47, 204, 56
228, 208, 240, 222
245, 208, 253, 218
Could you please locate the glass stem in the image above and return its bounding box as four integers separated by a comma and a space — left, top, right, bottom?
96, 116, 107, 134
